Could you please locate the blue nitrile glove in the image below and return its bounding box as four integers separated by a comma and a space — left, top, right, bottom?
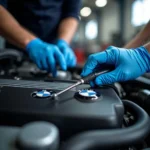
26, 38, 67, 77
56, 39, 76, 67
81, 46, 150, 86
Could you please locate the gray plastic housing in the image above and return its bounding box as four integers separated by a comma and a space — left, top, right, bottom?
0, 79, 124, 139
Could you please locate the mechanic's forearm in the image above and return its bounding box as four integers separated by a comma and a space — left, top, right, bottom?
57, 17, 78, 44
124, 21, 150, 49
0, 5, 36, 49
144, 42, 150, 53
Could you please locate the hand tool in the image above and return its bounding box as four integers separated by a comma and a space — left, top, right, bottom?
53, 69, 111, 98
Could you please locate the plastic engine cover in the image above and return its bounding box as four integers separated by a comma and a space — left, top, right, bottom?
0, 79, 124, 138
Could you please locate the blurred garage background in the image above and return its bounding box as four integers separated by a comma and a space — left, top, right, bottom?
73, 0, 150, 65
0, 0, 150, 65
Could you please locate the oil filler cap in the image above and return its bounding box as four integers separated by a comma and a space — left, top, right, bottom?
16, 122, 59, 150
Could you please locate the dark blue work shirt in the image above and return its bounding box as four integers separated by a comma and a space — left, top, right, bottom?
0, 0, 81, 43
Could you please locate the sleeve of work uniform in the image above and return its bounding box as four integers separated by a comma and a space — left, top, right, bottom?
62, 0, 81, 20
0, 0, 7, 8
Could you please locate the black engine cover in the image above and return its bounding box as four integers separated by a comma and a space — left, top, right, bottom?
0, 79, 124, 138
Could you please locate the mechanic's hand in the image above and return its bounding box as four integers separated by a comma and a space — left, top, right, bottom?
81, 46, 150, 86
56, 39, 76, 67
26, 38, 66, 77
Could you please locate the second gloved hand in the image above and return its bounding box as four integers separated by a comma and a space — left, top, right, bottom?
56, 39, 76, 67
26, 38, 67, 77
81, 46, 150, 86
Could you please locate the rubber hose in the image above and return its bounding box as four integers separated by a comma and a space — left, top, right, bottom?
60, 100, 150, 150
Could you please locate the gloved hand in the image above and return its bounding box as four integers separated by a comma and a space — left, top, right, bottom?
81, 46, 150, 86
56, 39, 76, 67
26, 38, 66, 77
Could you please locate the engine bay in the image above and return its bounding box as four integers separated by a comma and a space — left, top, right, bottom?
0, 50, 150, 150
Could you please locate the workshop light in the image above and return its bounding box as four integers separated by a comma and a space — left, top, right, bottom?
85, 20, 98, 40
95, 0, 107, 7
80, 7, 92, 17
132, 0, 150, 26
